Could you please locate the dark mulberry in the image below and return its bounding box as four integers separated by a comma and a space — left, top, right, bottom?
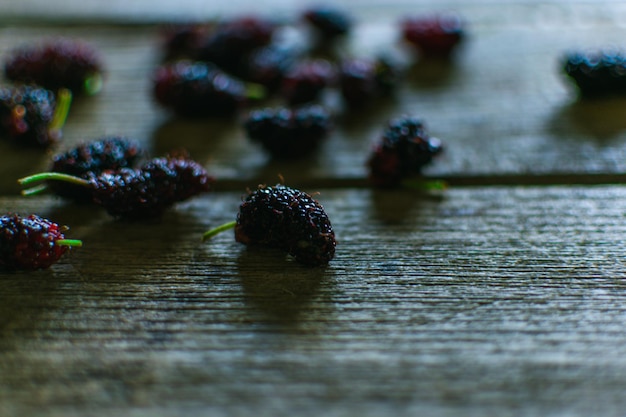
0, 85, 59, 148
19, 154, 214, 220
49, 136, 143, 201
153, 60, 258, 118
367, 116, 443, 188
280, 58, 336, 105
4, 38, 104, 95
339, 57, 400, 107
0, 213, 81, 270
562, 50, 626, 98
194, 16, 276, 75
89, 154, 214, 219
243, 105, 332, 158
234, 184, 336, 266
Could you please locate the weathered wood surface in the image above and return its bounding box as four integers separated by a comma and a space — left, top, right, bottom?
3, 1, 626, 416
2, 1, 626, 194
2, 186, 626, 417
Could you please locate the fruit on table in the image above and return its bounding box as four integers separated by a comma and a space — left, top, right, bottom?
19, 153, 214, 220
400, 13, 465, 58
202, 184, 336, 266
4, 38, 104, 95
153, 60, 264, 118
367, 115, 443, 188
243, 104, 332, 158
562, 50, 626, 98
0, 85, 71, 148
48, 136, 144, 202
338, 57, 400, 107
280, 58, 336, 105
0, 213, 82, 270
194, 15, 277, 75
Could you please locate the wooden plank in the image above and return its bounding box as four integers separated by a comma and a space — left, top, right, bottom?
1, 2, 626, 195
2, 185, 626, 416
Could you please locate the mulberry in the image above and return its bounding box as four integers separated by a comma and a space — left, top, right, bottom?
0, 85, 70, 148
203, 184, 336, 266
367, 116, 443, 188
0, 213, 81, 270
4, 38, 104, 95
49, 136, 143, 201
19, 154, 214, 220
243, 105, 332, 158
563, 50, 626, 98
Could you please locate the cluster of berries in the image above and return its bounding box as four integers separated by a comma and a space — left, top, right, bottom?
19, 137, 214, 220
151, 9, 464, 163
0, 38, 104, 149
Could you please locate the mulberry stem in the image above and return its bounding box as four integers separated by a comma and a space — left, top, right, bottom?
49, 88, 72, 132
56, 239, 83, 248
17, 172, 90, 196
202, 220, 236, 241
84, 73, 103, 96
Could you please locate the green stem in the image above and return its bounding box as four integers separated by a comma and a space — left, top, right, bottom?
56, 239, 83, 248
245, 82, 266, 101
202, 220, 236, 242
20, 183, 49, 196
49, 88, 72, 132
18, 172, 90, 196
84, 73, 103, 96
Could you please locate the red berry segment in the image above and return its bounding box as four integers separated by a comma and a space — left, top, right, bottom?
87, 154, 214, 219
0, 85, 58, 147
243, 105, 332, 158
153, 60, 252, 118
401, 14, 465, 58
0, 213, 80, 270
49, 136, 143, 201
234, 184, 336, 266
4, 38, 104, 95
367, 116, 443, 188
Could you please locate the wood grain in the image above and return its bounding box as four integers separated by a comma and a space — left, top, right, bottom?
3, 1, 626, 416
1, 2, 626, 195
2, 186, 626, 416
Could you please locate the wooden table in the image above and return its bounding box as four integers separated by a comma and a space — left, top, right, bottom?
2, 1, 626, 416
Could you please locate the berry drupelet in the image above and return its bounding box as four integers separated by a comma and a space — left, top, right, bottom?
401, 13, 465, 58
280, 58, 336, 105
302, 6, 353, 38
4, 38, 104, 95
0, 213, 81, 270
367, 116, 443, 188
0, 85, 70, 148
243, 105, 332, 158
203, 184, 336, 266
562, 50, 626, 98
153, 60, 262, 118
19, 154, 214, 220
48, 136, 143, 201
